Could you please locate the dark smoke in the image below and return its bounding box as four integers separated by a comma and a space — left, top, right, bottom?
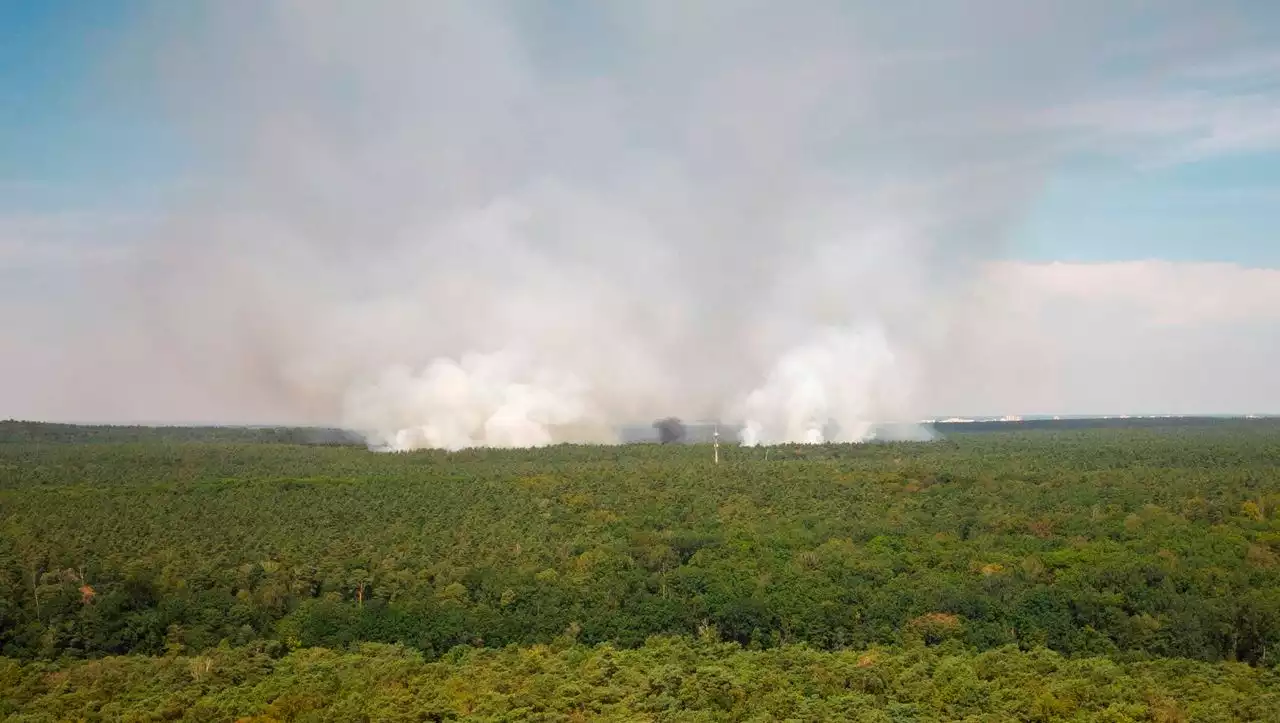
653, 417, 687, 444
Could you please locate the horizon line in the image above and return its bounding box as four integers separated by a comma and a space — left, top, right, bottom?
4, 413, 1277, 429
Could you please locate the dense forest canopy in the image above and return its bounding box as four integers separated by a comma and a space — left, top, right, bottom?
5, 638, 1278, 721
1, 419, 1279, 719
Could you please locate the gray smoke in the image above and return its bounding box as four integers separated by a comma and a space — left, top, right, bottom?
653, 417, 687, 445
54, 1, 1264, 447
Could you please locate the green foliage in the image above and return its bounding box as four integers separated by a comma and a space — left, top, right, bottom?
2, 638, 1278, 721
3, 420, 1280, 716
0, 420, 359, 446
4, 423, 1280, 663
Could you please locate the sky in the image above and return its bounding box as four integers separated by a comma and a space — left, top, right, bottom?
2, 0, 1279, 429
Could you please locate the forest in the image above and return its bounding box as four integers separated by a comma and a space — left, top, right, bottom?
2, 419, 1279, 720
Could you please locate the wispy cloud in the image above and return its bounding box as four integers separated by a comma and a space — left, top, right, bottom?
1045, 48, 1280, 164
0, 212, 145, 272
925, 260, 1280, 416
987, 260, 1280, 326
4, 2, 1280, 427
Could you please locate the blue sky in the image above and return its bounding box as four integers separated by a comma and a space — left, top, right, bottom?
1016, 155, 1280, 266
0, 0, 181, 213
3, 0, 1278, 266
2, 1, 1279, 425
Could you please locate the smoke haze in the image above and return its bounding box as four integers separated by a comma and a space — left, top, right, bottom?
6, 1, 1276, 446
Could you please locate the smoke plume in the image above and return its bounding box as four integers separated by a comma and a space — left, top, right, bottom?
737, 326, 909, 446
343, 350, 595, 451
653, 418, 687, 445
59, 1, 1258, 447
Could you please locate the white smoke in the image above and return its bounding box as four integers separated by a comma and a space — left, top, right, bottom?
736, 326, 913, 446
18, 2, 1258, 445
342, 350, 594, 451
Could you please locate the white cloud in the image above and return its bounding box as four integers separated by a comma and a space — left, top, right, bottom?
0, 212, 144, 273
1045, 48, 1280, 163
1182, 50, 1280, 82
5, 249, 1278, 421
4, 3, 1280, 429
923, 260, 1280, 416
987, 260, 1280, 326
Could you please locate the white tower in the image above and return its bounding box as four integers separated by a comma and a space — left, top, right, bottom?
713, 424, 720, 465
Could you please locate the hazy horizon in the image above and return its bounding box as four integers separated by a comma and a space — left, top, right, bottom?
7, 412, 1276, 430
3, 2, 1279, 448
